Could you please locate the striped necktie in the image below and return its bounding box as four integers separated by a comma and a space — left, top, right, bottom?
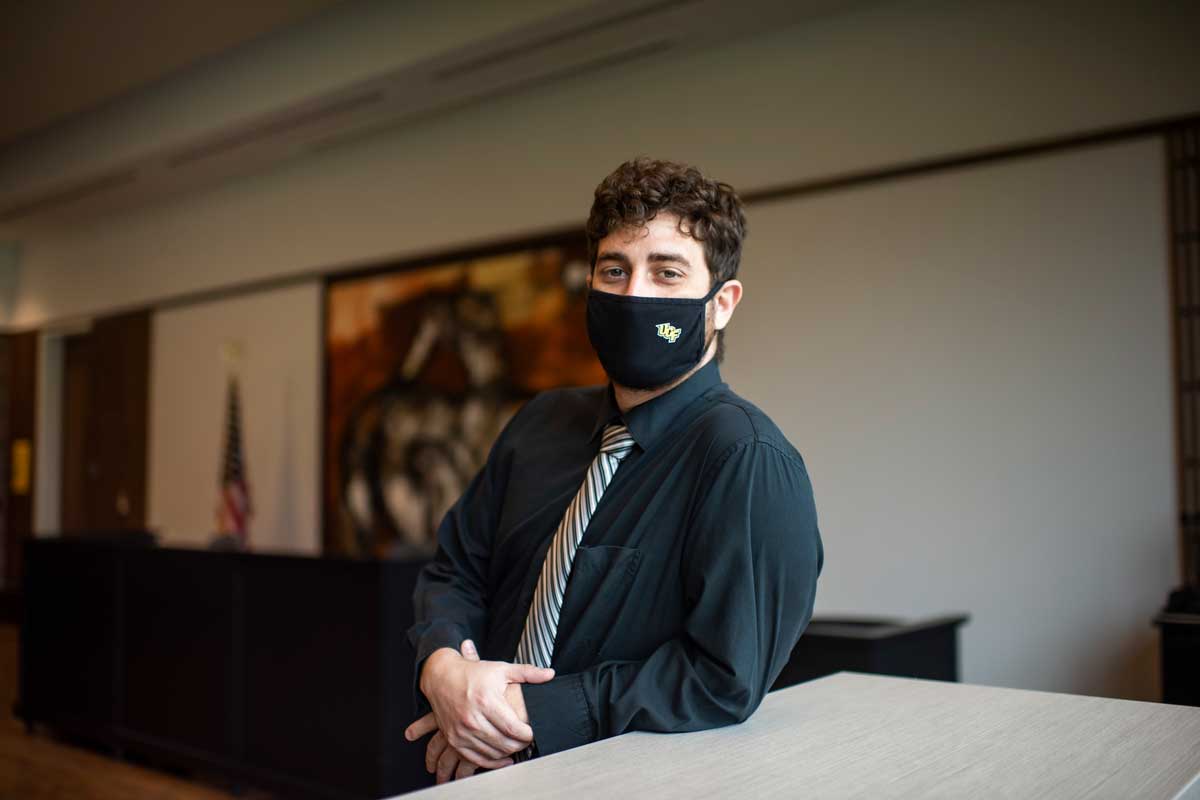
515, 423, 636, 669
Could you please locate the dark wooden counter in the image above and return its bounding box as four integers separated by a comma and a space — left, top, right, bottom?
17, 537, 435, 799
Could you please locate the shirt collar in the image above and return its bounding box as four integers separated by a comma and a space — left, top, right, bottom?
589, 358, 723, 452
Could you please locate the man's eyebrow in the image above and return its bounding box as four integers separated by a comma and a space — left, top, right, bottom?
648, 251, 691, 267
595, 250, 692, 268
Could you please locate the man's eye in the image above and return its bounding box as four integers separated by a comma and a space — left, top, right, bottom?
603, 268, 625, 278
661, 269, 681, 279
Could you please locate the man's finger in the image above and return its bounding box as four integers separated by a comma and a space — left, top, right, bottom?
505, 663, 555, 684
455, 758, 479, 781
471, 709, 529, 756
405, 712, 439, 742
460, 639, 481, 662
436, 742, 459, 785
453, 741, 522, 770
482, 697, 534, 744
425, 731, 449, 774
456, 748, 515, 770
455, 722, 509, 762
444, 719, 510, 765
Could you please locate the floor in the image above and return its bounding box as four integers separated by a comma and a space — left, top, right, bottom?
0, 624, 274, 800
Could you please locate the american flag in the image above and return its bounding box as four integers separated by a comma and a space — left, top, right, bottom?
216, 375, 252, 544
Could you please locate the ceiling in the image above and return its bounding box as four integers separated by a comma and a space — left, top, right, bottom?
0, 0, 347, 148
0, 0, 875, 226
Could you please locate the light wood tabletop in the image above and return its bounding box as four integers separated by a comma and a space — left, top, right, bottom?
394, 671, 1200, 799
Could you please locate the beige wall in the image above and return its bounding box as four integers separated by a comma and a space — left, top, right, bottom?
0, 245, 17, 321
13, 0, 1194, 701
7, 0, 1200, 329
730, 137, 1173, 701
147, 282, 322, 553
133, 138, 1174, 699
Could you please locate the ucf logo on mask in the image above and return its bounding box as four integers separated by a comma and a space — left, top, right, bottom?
656, 323, 682, 343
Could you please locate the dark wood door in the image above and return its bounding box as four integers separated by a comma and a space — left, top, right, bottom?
58, 310, 151, 533
89, 310, 151, 531
60, 333, 92, 532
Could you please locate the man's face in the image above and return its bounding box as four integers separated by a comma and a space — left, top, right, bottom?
589, 213, 712, 299
587, 212, 743, 388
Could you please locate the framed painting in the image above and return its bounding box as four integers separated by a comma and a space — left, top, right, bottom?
323, 234, 606, 558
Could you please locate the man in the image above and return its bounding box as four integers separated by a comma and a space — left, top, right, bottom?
404, 158, 824, 784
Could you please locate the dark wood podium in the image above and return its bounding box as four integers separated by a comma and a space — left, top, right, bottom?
18, 536, 436, 799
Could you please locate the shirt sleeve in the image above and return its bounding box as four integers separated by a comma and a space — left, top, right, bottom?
406, 401, 524, 717
520, 438, 824, 755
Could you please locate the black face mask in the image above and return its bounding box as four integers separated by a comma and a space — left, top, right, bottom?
586, 279, 725, 390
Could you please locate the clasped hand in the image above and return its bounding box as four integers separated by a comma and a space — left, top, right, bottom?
404, 639, 554, 783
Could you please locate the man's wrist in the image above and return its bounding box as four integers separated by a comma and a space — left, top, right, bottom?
419, 646, 461, 695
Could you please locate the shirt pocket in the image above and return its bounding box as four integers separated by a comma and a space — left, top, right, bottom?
553, 544, 643, 669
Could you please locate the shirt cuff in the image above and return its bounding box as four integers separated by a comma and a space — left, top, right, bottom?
520, 672, 593, 756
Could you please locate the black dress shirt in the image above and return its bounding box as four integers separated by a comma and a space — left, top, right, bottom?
408, 358, 824, 756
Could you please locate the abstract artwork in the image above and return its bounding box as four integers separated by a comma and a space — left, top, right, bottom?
323, 236, 606, 558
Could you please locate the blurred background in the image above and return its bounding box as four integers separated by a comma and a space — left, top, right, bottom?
1, 0, 1199, 797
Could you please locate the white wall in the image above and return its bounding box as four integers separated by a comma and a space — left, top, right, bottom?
728, 137, 1173, 701
147, 282, 321, 553
33, 331, 64, 536
7, 0, 1200, 328
138, 138, 1178, 699
8, 0, 1193, 701
0, 245, 17, 321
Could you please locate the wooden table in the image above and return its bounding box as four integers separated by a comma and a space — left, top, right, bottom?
395, 671, 1200, 799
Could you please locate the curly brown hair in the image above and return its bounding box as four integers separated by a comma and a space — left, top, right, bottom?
585, 157, 747, 363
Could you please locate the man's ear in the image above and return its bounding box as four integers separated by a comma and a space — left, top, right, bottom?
714, 280, 743, 330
